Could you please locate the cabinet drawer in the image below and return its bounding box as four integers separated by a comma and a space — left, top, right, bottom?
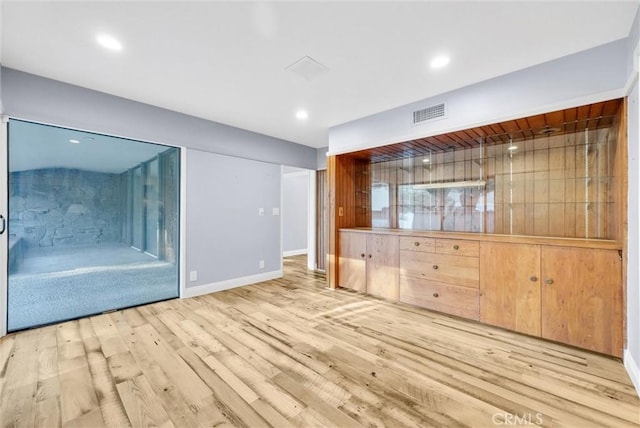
435, 239, 479, 257
400, 251, 479, 288
400, 276, 479, 320
399, 237, 435, 253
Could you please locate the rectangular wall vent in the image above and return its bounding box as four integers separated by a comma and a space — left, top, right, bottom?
413, 103, 446, 124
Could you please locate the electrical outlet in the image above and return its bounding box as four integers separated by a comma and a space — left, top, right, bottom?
189, 270, 198, 281
259, 260, 265, 269
339, 207, 344, 216
272, 207, 280, 216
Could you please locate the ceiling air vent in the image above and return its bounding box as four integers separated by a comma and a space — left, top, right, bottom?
413, 103, 446, 124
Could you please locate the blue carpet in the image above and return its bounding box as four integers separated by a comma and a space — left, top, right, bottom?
8, 261, 178, 331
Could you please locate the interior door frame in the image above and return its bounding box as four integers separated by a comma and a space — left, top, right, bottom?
0, 116, 8, 337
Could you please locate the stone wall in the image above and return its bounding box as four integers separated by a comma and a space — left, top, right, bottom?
9, 168, 122, 248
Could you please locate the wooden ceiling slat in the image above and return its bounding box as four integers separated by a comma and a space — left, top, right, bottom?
564, 106, 578, 124
576, 105, 591, 121
602, 100, 621, 117
589, 102, 605, 119
514, 118, 529, 131
525, 113, 547, 130
431, 136, 454, 149
501, 120, 522, 134
490, 124, 507, 135
458, 130, 477, 141
544, 110, 565, 128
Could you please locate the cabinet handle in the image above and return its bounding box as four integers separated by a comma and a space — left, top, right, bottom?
530, 275, 538, 282
432, 265, 439, 270
544, 278, 554, 285
453, 245, 459, 250
360, 253, 365, 258
414, 241, 420, 246
368, 254, 372, 259
433, 293, 439, 298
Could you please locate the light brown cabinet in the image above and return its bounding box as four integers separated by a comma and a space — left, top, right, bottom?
480, 242, 623, 356
339, 229, 623, 357
399, 236, 480, 320
540, 246, 623, 356
479, 243, 541, 336
338, 231, 367, 292
338, 231, 399, 300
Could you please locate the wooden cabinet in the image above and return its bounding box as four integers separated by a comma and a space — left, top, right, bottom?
338, 231, 366, 292
400, 237, 480, 321
338, 231, 399, 300
339, 229, 623, 357
366, 233, 400, 300
480, 242, 623, 356
541, 247, 622, 356
480, 243, 541, 336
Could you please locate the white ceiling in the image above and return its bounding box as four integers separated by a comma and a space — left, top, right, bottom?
1, 1, 638, 149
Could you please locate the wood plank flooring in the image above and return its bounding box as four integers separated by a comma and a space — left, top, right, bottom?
1, 255, 638, 427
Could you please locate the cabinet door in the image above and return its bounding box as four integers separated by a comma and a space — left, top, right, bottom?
366, 234, 399, 301
338, 232, 367, 292
480, 242, 541, 336
541, 247, 623, 356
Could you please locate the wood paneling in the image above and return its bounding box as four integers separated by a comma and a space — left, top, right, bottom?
541, 247, 623, 357
327, 155, 370, 289
480, 242, 541, 336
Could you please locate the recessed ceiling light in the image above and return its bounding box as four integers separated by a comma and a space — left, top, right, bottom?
96, 34, 123, 51
430, 55, 450, 69
296, 110, 308, 120
69, 139, 80, 144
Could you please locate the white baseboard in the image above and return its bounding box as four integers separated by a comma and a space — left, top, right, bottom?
624, 349, 640, 398
181, 269, 283, 299
283, 249, 307, 257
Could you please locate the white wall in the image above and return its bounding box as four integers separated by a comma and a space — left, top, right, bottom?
184, 149, 282, 296
626, 78, 640, 396
328, 39, 627, 155
317, 147, 328, 170
625, 8, 640, 396
282, 169, 309, 256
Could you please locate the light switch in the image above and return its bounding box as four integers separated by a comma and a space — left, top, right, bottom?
338, 207, 344, 216
258, 208, 265, 216
189, 271, 198, 281
272, 207, 280, 216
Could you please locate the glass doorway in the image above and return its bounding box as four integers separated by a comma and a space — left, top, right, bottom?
6, 120, 180, 331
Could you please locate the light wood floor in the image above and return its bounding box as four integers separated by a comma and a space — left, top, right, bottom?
1, 255, 638, 428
